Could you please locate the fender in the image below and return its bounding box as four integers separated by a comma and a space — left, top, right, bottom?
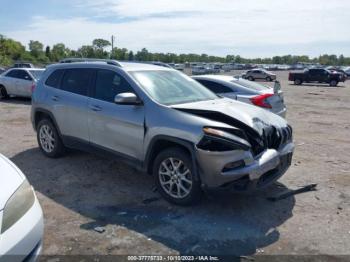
144, 135, 200, 180
32, 108, 63, 138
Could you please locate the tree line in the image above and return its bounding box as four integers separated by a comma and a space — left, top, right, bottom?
1, 34, 349, 67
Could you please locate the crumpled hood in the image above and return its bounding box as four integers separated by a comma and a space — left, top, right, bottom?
172, 98, 288, 135
0, 154, 25, 210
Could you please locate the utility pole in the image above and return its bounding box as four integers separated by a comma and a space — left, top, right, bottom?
111, 35, 115, 58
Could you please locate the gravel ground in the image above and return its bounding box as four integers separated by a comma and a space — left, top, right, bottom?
0, 71, 349, 259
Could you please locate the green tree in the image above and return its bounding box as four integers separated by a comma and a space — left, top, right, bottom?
92, 38, 111, 49
29, 40, 44, 58
77, 45, 95, 58
128, 51, 134, 61
45, 46, 51, 60
51, 43, 69, 61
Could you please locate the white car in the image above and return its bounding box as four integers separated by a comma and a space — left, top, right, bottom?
0, 68, 44, 99
0, 154, 44, 261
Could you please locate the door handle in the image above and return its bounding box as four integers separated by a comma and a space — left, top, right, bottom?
90, 105, 102, 112
51, 95, 60, 101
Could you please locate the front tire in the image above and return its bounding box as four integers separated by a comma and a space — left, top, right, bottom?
37, 119, 65, 158
153, 147, 202, 205
0, 85, 9, 100
266, 76, 272, 81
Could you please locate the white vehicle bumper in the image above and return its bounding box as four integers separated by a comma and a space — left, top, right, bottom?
0, 197, 44, 262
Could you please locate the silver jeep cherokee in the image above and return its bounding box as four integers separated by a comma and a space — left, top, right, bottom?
31, 59, 294, 205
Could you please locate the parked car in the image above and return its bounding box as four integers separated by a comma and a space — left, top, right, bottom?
192, 66, 207, 75
326, 66, 348, 79
0, 67, 6, 74
13, 62, 35, 68
0, 154, 44, 260
0, 68, 45, 99
174, 64, 185, 71
242, 69, 277, 81
193, 75, 287, 118
288, 68, 346, 86
31, 59, 294, 205
345, 67, 350, 77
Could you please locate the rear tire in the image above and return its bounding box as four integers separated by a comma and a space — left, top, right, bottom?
153, 147, 202, 206
37, 119, 65, 158
329, 80, 338, 87
0, 85, 9, 100
248, 76, 254, 81
294, 79, 302, 85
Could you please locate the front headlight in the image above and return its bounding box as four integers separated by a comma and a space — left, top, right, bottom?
1, 180, 35, 233
201, 127, 251, 150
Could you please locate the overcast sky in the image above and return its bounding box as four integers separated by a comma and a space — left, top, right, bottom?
0, 0, 349, 58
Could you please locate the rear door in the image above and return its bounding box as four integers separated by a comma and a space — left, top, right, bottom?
88, 69, 145, 159
15, 70, 34, 97
46, 68, 93, 142
252, 70, 262, 79
308, 69, 326, 82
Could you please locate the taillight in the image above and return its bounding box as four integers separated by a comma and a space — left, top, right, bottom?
31, 82, 36, 93
250, 93, 273, 108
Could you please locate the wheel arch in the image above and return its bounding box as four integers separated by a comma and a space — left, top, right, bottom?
33, 108, 62, 137
144, 135, 198, 176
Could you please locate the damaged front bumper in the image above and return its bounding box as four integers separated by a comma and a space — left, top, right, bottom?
196, 142, 294, 191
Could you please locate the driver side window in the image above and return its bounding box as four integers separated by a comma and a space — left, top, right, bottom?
94, 69, 134, 103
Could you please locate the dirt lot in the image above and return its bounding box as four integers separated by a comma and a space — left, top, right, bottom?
1, 71, 350, 258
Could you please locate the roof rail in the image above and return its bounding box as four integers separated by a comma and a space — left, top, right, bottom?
59, 58, 122, 67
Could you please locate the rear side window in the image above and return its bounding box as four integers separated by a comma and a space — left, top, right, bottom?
94, 69, 134, 103
61, 69, 94, 96
197, 80, 232, 94
16, 70, 32, 81
5, 70, 20, 78
45, 69, 64, 88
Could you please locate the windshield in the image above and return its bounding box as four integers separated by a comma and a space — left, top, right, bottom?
29, 70, 44, 80
130, 70, 218, 105
232, 77, 270, 91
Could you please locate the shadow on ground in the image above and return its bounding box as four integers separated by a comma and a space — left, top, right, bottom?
12, 148, 295, 257
0, 97, 31, 105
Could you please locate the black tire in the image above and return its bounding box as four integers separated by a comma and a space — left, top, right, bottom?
329, 80, 338, 87
153, 147, 202, 206
266, 76, 272, 81
0, 85, 9, 100
294, 79, 302, 85
248, 76, 254, 81
37, 118, 65, 158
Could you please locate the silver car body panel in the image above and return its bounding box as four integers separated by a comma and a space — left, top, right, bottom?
32, 62, 294, 189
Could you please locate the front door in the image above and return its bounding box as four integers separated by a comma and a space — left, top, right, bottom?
88, 69, 145, 160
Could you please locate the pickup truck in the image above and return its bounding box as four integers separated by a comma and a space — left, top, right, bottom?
288, 68, 346, 86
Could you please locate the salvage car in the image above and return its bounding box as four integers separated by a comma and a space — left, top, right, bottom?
31, 59, 294, 205
0, 154, 44, 261
193, 75, 287, 117
288, 68, 346, 86
242, 68, 277, 81
0, 68, 44, 99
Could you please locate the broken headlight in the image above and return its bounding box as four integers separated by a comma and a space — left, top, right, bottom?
197, 127, 251, 151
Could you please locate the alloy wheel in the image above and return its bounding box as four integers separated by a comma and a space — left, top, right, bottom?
39, 124, 55, 153
158, 157, 193, 199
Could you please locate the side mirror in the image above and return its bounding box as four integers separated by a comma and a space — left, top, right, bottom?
114, 92, 142, 105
